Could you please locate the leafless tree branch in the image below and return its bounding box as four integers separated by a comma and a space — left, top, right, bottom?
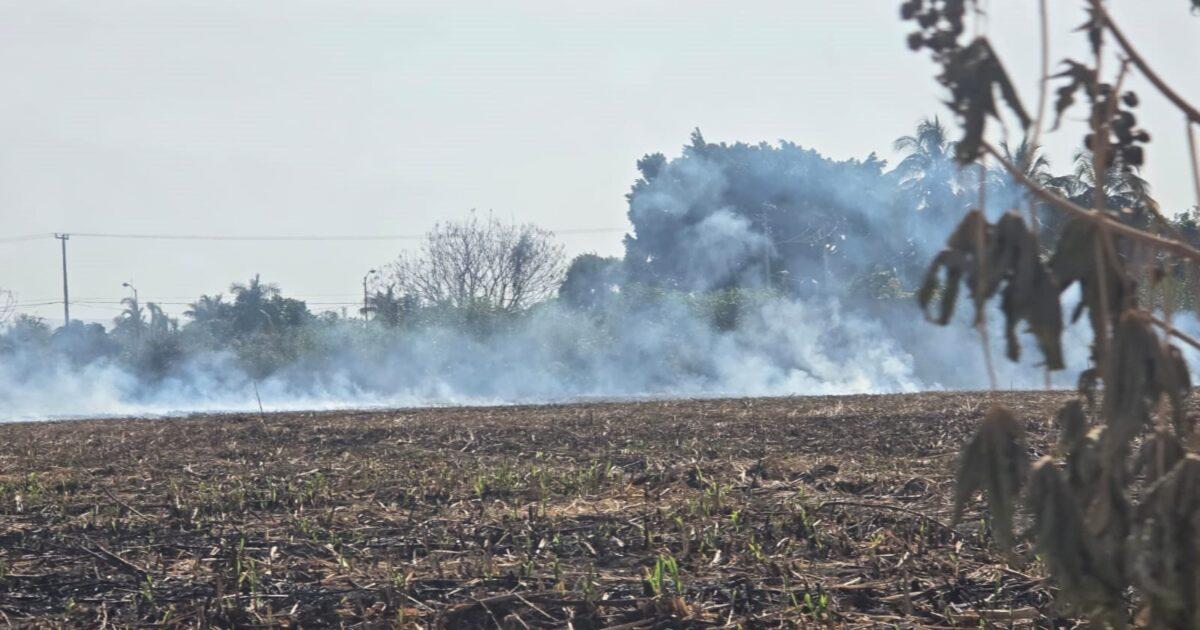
386, 214, 565, 312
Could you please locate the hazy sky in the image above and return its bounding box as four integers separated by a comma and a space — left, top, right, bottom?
1, 1, 1197, 324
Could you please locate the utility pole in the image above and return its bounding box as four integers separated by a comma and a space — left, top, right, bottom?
122, 282, 140, 339
759, 209, 772, 288
362, 268, 377, 321
54, 233, 70, 326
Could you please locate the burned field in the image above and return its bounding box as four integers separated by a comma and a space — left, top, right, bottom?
1, 392, 1082, 627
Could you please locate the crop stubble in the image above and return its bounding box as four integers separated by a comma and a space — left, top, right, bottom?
0, 392, 1093, 627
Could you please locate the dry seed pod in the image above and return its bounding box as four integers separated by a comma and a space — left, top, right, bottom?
952, 405, 1028, 549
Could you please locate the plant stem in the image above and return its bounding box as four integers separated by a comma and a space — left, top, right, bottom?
1188, 120, 1200, 210
1092, 0, 1200, 124
983, 142, 1200, 264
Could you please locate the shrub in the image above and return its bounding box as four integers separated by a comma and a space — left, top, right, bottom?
904, 0, 1200, 624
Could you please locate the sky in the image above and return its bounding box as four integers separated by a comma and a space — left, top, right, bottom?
1, 1, 1197, 325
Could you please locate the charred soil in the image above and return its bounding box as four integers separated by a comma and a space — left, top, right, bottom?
0, 392, 1090, 627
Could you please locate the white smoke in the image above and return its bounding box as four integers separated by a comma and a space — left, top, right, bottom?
0, 135, 1173, 422
0, 283, 1117, 423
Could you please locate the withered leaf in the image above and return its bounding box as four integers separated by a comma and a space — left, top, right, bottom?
1103, 311, 1192, 455
994, 214, 1064, 369
1083, 466, 1131, 591
1055, 399, 1089, 457
1049, 216, 1133, 361
1136, 429, 1186, 485
1025, 457, 1124, 621
1130, 455, 1200, 629
1064, 426, 1106, 507
938, 38, 1031, 163
1078, 367, 1100, 412
1075, 8, 1103, 58
917, 250, 965, 325
952, 405, 1028, 550
918, 210, 1064, 370
1050, 60, 1096, 132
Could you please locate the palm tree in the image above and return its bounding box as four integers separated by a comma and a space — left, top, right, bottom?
184, 294, 228, 323
893, 117, 964, 219
230, 274, 280, 303
229, 274, 281, 334
997, 139, 1052, 185
992, 139, 1060, 238
145, 302, 178, 336
1047, 151, 1155, 217
893, 117, 954, 179
114, 295, 146, 338
361, 285, 412, 327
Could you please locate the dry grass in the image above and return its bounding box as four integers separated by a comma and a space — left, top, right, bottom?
0, 392, 1088, 627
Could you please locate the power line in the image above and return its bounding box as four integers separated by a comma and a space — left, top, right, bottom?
16, 299, 364, 308
3, 227, 630, 320
18, 293, 365, 302
70, 232, 424, 242
0, 233, 52, 243
18, 227, 627, 243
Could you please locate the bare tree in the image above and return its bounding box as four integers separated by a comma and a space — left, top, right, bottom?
386, 214, 565, 312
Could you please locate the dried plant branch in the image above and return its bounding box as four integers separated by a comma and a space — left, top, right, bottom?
1026, 0, 1050, 158
1188, 120, 1200, 209
921, 2, 1200, 625
1091, 0, 1200, 124
1096, 58, 1132, 183
984, 142, 1200, 264
976, 161, 998, 390
1147, 312, 1200, 353
1142, 199, 1190, 245
1023, 0, 1051, 241
1088, 59, 1132, 358
1028, 0, 1051, 389
1091, 226, 1112, 357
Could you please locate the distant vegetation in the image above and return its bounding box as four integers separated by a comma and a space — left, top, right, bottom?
2, 122, 1198, 391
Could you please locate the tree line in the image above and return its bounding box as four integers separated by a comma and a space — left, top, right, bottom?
3, 121, 1197, 383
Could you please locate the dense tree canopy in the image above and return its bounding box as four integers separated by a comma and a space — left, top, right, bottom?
559, 254, 621, 309
621, 128, 960, 295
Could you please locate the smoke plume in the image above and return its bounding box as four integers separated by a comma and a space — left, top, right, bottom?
0, 131, 1176, 421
